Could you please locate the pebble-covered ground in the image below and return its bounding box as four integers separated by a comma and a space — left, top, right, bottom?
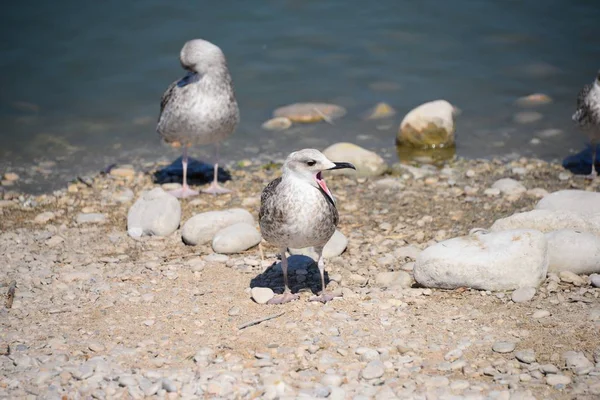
1, 156, 600, 399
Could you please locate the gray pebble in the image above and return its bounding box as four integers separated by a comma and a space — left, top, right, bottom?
532, 310, 551, 319
546, 374, 571, 386
511, 287, 536, 303
492, 341, 516, 353
515, 349, 536, 364
76, 213, 107, 224
590, 274, 600, 288
361, 360, 385, 380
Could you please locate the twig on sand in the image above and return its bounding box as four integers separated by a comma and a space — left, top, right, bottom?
313, 107, 334, 125
5, 281, 16, 309
238, 311, 285, 330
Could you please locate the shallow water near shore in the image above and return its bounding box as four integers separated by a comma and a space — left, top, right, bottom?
1, 0, 600, 193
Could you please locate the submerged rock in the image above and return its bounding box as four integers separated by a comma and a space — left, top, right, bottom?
414, 229, 548, 290
273, 103, 346, 123
397, 100, 457, 149
364, 102, 396, 120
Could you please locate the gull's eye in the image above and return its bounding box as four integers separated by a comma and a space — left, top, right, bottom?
306, 160, 316, 166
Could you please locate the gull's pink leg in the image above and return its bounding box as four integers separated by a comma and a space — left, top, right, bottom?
202, 142, 231, 194
267, 250, 300, 304
169, 146, 199, 198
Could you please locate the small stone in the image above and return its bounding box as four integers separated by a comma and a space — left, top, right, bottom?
375, 271, 412, 289
88, 342, 105, 352
112, 188, 135, 203
34, 211, 55, 224
76, 213, 107, 224
228, 306, 241, 316
511, 287, 536, 303
546, 374, 571, 386
4, 172, 19, 181
532, 310, 550, 319
591, 274, 600, 288
515, 349, 536, 364
110, 167, 136, 178
444, 349, 463, 362
516, 93, 552, 107
559, 271, 586, 286
492, 341, 516, 353
491, 178, 527, 196
540, 364, 559, 374
251, 287, 274, 304
261, 117, 292, 131
162, 378, 177, 393
143, 320, 155, 326
361, 360, 385, 380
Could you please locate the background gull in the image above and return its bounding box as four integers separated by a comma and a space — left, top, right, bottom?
572, 70, 600, 178
259, 149, 355, 304
157, 39, 239, 197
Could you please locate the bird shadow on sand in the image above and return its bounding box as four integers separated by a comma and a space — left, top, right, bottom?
250, 255, 330, 295
153, 156, 231, 185
562, 144, 600, 176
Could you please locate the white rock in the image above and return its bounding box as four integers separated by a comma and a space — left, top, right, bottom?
558, 271, 586, 286
322, 142, 388, 177
34, 211, 55, 224
536, 190, 600, 216
414, 230, 548, 291
289, 229, 348, 259
511, 287, 536, 303
398, 100, 457, 148
182, 208, 254, 245
127, 188, 181, 238
492, 341, 516, 353
491, 178, 527, 196
591, 274, 600, 288
375, 271, 413, 289
532, 310, 551, 318
546, 374, 571, 386
76, 213, 107, 224
545, 230, 600, 274
490, 210, 600, 235
212, 223, 262, 254
251, 287, 274, 304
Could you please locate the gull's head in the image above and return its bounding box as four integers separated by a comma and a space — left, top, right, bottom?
180, 39, 227, 74
283, 148, 355, 193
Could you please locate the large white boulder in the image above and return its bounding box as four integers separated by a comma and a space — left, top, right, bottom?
536, 190, 600, 216
545, 230, 600, 275
414, 229, 548, 291
490, 210, 600, 235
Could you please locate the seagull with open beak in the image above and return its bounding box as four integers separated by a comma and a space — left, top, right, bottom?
259, 148, 355, 304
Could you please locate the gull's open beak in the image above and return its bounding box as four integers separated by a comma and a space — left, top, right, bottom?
328, 162, 356, 171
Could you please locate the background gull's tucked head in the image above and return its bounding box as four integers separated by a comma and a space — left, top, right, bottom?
179, 39, 227, 73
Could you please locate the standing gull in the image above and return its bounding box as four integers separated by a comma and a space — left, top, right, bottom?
259, 149, 355, 304
157, 39, 239, 197
573, 70, 600, 178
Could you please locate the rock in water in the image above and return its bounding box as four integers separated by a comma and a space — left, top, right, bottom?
289, 229, 348, 259
127, 188, 181, 238
261, 117, 292, 131
212, 222, 262, 254
322, 143, 388, 177
397, 100, 457, 148
182, 208, 254, 245
536, 190, 600, 216
414, 229, 548, 291
545, 230, 600, 274
273, 103, 346, 123
364, 102, 396, 120
490, 210, 599, 235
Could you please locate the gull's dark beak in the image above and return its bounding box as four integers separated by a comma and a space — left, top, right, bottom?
329, 162, 356, 171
